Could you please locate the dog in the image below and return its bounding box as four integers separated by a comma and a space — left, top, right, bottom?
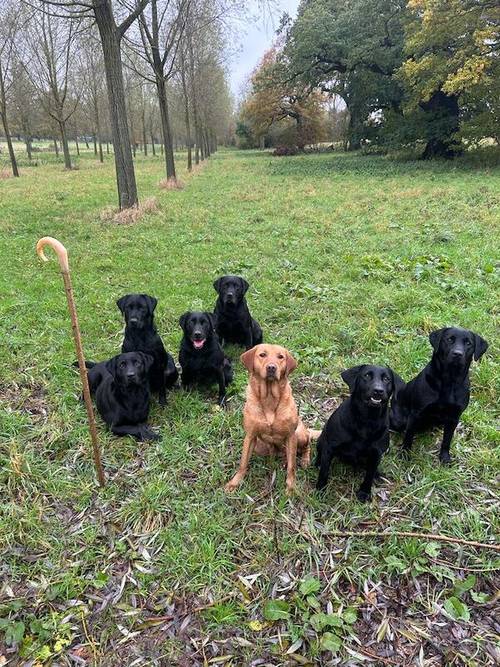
117, 293, 178, 405
84, 352, 159, 441
390, 327, 488, 463
225, 344, 320, 494
315, 365, 402, 502
213, 275, 263, 349
178, 311, 233, 406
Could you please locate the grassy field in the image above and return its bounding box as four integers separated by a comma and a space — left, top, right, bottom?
0, 144, 499, 666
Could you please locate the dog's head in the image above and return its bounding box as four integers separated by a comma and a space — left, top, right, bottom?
105, 352, 153, 387
213, 275, 249, 308
341, 364, 403, 408
241, 343, 297, 381
179, 311, 215, 351
429, 327, 488, 369
117, 293, 158, 330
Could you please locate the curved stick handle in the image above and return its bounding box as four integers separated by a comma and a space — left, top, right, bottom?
36, 236, 69, 273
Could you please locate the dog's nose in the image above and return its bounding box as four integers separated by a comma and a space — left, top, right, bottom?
129, 317, 138, 324
266, 364, 277, 375
126, 371, 136, 378
193, 331, 203, 340
372, 387, 384, 398
452, 349, 464, 359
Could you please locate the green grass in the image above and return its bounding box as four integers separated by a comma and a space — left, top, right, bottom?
0, 144, 499, 665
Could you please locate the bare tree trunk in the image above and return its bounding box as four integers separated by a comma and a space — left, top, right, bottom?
57, 115, 72, 169
180, 51, 192, 171
151, 131, 156, 156
0, 66, 19, 177
141, 106, 147, 156
25, 136, 32, 162
94, 1, 138, 209
93, 135, 97, 155
106, 141, 109, 154
53, 137, 59, 157
75, 132, 80, 155
156, 75, 176, 180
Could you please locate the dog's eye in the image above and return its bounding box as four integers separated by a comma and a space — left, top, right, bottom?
120, 361, 126, 368
382, 376, 390, 383
465, 340, 472, 346
447, 336, 455, 343
277, 354, 284, 360
364, 372, 372, 379
259, 352, 267, 358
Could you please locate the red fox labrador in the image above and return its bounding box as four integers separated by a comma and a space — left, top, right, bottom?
224, 344, 320, 494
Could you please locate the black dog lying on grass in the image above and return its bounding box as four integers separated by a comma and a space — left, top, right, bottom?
117, 293, 178, 406
85, 352, 159, 441
390, 327, 488, 463
316, 365, 403, 502
213, 275, 263, 349
178, 311, 233, 406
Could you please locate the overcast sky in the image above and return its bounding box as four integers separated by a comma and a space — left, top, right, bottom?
229, 0, 300, 101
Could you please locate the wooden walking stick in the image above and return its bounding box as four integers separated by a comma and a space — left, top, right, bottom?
36, 237, 105, 487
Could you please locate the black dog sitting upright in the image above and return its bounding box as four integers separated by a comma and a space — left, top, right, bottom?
213, 275, 263, 349
85, 352, 159, 441
178, 311, 233, 406
316, 365, 403, 502
390, 327, 488, 463
117, 293, 178, 405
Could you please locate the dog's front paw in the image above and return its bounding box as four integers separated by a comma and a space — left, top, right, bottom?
141, 427, 160, 442
356, 489, 371, 503
439, 451, 451, 465
218, 396, 227, 408
400, 446, 411, 460
286, 483, 296, 497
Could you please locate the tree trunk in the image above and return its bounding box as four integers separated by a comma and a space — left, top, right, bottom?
93, 135, 97, 155
420, 91, 462, 159
181, 58, 192, 171
151, 131, 156, 156
93, 0, 138, 209
106, 141, 109, 154
0, 67, 19, 177
53, 137, 59, 157
156, 75, 176, 180
58, 116, 72, 169
75, 134, 80, 156
142, 108, 147, 156
25, 136, 32, 162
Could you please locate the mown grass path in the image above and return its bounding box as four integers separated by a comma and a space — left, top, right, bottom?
1, 149, 499, 665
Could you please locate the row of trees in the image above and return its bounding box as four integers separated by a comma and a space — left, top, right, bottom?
238, 0, 499, 158
0, 0, 236, 207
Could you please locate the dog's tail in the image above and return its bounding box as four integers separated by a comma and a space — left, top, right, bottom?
72, 360, 96, 370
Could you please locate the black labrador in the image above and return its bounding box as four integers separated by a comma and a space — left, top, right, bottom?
117, 293, 178, 405
178, 311, 233, 406
213, 275, 263, 349
390, 327, 488, 463
85, 351, 159, 441
316, 365, 403, 502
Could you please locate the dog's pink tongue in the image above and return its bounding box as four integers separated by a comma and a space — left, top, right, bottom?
193, 339, 205, 349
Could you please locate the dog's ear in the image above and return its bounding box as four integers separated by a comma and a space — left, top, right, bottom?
205, 312, 216, 331
341, 365, 365, 392
388, 367, 406, 396
239, 277, 249, 294
285, 350, 297, 375
143, 294, 158, 314
116, 295, 129, 314
179, 312, 190, 332
473, 333, 488, 361
105, 356, 118, 377
429, 328, 447, 351
240, 346, 257, 372
213, 277, 223, 293
140, 352, 154, 372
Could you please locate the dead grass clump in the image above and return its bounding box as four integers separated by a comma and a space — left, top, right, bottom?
100, 197, 159, 224
0, 169, 15, 180
159, 177, 184, 190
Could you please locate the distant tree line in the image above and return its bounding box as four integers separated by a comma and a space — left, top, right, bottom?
238, 0, 500, 158
0, 0, 238, 208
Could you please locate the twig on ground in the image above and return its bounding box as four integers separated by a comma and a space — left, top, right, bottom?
326, 529, 500, 552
